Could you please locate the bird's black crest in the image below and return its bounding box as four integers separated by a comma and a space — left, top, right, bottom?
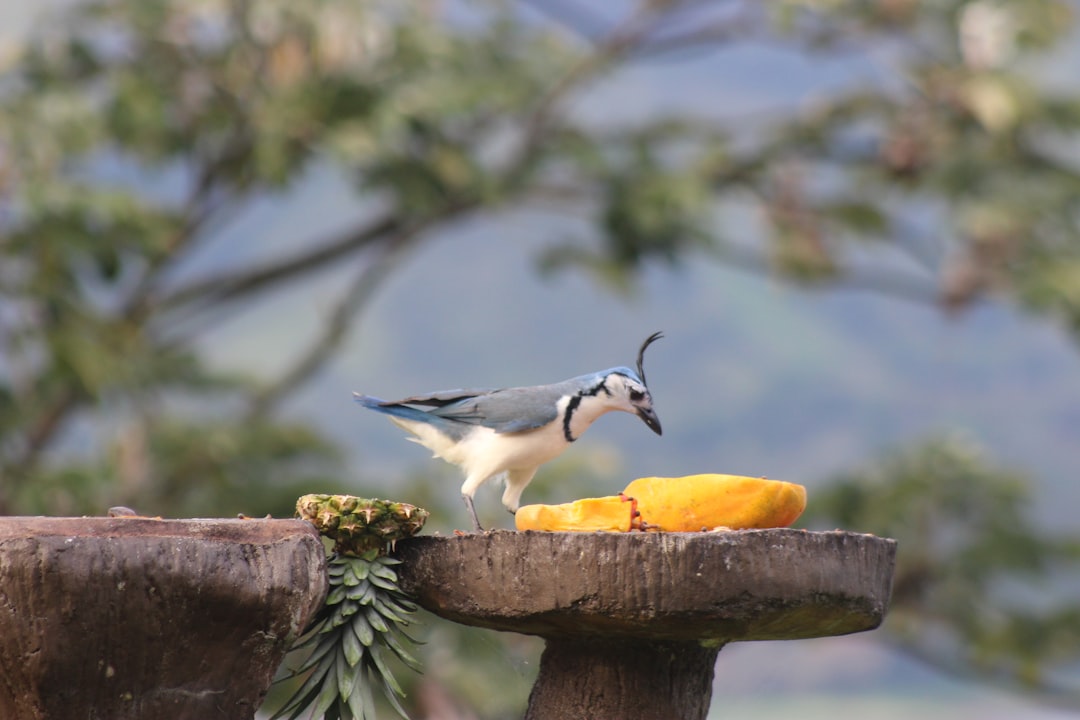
636, 331, 664, 387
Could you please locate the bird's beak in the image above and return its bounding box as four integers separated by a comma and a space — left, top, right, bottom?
636, 406, 662, 436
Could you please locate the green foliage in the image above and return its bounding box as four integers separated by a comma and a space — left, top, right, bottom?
539, 125, 723, 289
12, 414, 342, 518
0, 0, 583, 514
806, 437, 1080, 703
272, 552, 423, 720
762, 0, 1080, 316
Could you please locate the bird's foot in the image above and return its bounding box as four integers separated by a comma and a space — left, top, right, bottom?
462, 495, 486, 534
619, 493, 645, 531
453, 526, 489, 536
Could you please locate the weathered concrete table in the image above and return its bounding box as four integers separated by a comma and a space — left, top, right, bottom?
0, 518, 894, 720
396, 529, 897, 720
0, 517, 326, 720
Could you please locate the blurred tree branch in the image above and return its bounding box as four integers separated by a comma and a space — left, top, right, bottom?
246, 208, 469, 417
157, 212, 406, 314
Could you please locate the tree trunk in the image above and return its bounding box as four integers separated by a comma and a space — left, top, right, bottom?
525, 637, 721, 720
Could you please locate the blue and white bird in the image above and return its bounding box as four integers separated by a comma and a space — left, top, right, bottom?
353, 332, 664, 531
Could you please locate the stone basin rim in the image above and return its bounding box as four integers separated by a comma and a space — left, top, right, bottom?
394, 527, 898, 642
0, 516, 320, 542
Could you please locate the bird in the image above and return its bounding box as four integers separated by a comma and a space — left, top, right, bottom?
353, 332, 664, 531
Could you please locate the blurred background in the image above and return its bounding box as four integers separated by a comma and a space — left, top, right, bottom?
1, 0, 1079, 718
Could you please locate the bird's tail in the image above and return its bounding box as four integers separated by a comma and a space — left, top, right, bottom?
352, 393, 389, 409
352, 393, 420, 419
353, 393, 462, 455
352, 393, 452, 429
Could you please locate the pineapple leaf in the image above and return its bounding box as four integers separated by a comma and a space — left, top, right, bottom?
365, 605, 390, 633
270, 660, 333, 720
313, 663, 343, 718
378, 592, 417, 618
369, 562, 399, 582
290, 629, 322, 652
295, 632, 341, 674
346, 579, 374, 601
355, 581, 377, 606
326, 603, 349, 629
335, 646, 357, 701
372, 596, 409, 625
351, 612, 376, 647
348, 666, 377, 720
326, 584, 348, 605
379, 678, 411, 720
349, 562, 370, 582
369, 643, 405, 698
382, 630, 424, 673
368, 572, 398, 591
390, 596, 420, 614
393, 624, 425, 646
342, 621, 365, 666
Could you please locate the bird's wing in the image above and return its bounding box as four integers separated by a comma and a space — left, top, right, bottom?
387, 389, 496, 408
430, 384, 567, 434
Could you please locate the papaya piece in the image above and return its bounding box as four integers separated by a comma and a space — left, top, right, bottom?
515, 495, 634, 532
514, 474, 806, 533
624, 474, 806, 532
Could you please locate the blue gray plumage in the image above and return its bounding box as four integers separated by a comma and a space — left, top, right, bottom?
354, 333, 664, 531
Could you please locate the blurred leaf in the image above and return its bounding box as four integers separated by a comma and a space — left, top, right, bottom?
806, 436, 1080, 702
818, 200, 890, 236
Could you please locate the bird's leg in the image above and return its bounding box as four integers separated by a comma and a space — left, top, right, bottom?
502, 468, 538, 517
462, 494, 484, 532
620, 492, 644, 530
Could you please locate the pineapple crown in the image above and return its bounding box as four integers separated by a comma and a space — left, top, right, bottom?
297, 494, 429, 556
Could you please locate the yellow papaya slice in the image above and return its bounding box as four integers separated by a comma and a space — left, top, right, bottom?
624, 474, 806, 531
515, 495, 634, 532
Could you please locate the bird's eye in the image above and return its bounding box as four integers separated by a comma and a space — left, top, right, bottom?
629, 389, 644, 402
